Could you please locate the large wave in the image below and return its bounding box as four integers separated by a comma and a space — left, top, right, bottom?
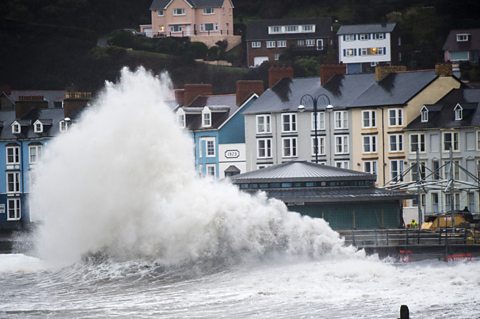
29, 68, 357, 267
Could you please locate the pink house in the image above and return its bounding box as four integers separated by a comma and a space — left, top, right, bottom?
144, 0, 241, 49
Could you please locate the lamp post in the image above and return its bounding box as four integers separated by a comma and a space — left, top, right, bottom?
298, 94, 333, 164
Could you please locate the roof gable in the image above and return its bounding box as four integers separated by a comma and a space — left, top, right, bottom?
442, 28, 480, 51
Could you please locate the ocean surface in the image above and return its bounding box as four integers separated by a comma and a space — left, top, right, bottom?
2, 68, 478, 318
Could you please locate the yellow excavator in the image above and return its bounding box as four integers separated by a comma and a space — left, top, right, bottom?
421, 212, 480, 244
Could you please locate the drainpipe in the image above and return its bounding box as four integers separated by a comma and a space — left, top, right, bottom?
381, 108, 386, 185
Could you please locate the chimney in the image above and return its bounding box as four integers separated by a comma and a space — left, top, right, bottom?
184, 84, 213, 106
320, 64, 346, 85
375, 65, 407, 81
236, 80, 264, 106
435, 63, 453, 77
174, 89, 185, 105
63, 91, 91, 118
268, 66, 294, 88
15, 98, 48, 119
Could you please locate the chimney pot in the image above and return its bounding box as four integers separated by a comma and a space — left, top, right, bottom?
268, 66, 294, 88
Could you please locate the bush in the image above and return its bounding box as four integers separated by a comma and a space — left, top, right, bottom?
190, 42, 208, 59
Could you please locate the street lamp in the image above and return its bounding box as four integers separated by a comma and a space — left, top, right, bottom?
298, 94, 333, 164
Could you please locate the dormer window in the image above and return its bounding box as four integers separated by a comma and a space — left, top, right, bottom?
421, 106, 429, 123
456, 33, 470, 42
176, 108, 186, 128
454, 103, 463, 121
59, 118, 71, 132
33, 120, 43, 133
202, 107, 211, 128
11, 121, 21, 134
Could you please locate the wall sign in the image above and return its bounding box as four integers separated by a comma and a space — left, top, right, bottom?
225, 150, 240, 158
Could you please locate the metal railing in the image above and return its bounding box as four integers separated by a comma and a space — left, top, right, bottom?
338, 228, 480, 248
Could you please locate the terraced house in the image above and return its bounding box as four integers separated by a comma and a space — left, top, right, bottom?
146, 0, 240, 49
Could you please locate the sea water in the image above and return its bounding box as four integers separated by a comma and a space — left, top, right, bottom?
0, 68, 478, 318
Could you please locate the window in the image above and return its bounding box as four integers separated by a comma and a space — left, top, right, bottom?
363, 135, 377, 153
7, 198, 20, 221
257, 138, 272, 158
200, 23, 218, 32
456, 33, 469, 42
344, 48, 356, 56
281, 113, 297, 132
478, 130, 480, 150
173, 8, 185, 15
6, 145, 20, 165
389, 108, 403, 126
343, 34, 355, 41
269, 26, 282, 34
389, 134, 404, 152
305, 39, 315, 47
316, 39, 324, 50
199, 138, 215, 157
282, 137, 297, 157
359, 33, 370, 40
206, 164, 216, 177
373, 33, 385, 39
335, 161, 350, 169
7, 172, 20, 193
312, 136, 326, 155
11, 122, 21, 134
256, 115, 271, 133
335, 135, 349, 154
454, 104, 463, 121
33, 120, 43, 133
274, 53, 280, 61
170, 25, 183, 32
334, 111, 348, 129
297, 40, 305, 47
432, 160, 440, 180
157, 10, 164, 16
286, 25, 298, 32
311, 112, 325, 130
390, 160, 404, 182
364, 160, 378, 175
277, 40, 286, 48
201, 107, 211, 127
59, 119, 70, 132
203, 7, 214, 14
251, 41, 261, 48
176, 109, 186, 128
443, 132, 459, 151
360, 48, 368, 56
266, 41, 276, 48
421, 106, 429, 122
302, 24, 314, 32
29, 144, 43, 164
410, 134, 426, 153
362, 110, 376, 128
444, 160, 460, 180
411, 162, 426, 181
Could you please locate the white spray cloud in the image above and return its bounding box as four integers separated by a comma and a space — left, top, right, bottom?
30, 67, 355, 266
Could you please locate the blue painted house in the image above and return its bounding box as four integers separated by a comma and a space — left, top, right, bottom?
175, 81, 263, 178
0, 91, 90, 230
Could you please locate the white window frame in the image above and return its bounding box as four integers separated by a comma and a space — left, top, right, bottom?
256, 114, 271, 134
28, 144, 43, 164
344, 48, 356, 56
176, 108, 186, 128
443, 132, 459, 152
266, 41, 276, 48
311, 136, 326, 156
343, 34, 355, 41
201, 107, 211, 128
281, 113, 297, 132
364, 160, 377, 175
7, 198, 21, 221
456, 33, 469, 42
390, 160, 404, 183
199, 137, 216, 157
206, 164, 216, 177
11, 121, 21, 134
6, 171, 20, 193
335, 135, 349, 154
277, 40, 286, 48
335, 161, 349, 169
202, 7, 214, 15
157, 10, 164, 16
302, 24, 315, 32
363, 135, 377, 153
297, 40, 305, 47
33, 120, 43, 133
362, 110, 376, 128
282, 137, 297, 158
251, 41, 261, 48
6, 145, 20, 165
173, 8, 185, 16
311, 112, 325, 130
421, 106, 429, 122
268, 26, 282, 34
409, 133, 425, 153
170, 25, 183, 32
389, 108, 403, 126
389, 134, 404, 152
454, 103, 463, 121
305, 39, 315, 47
359, 33, 370, 40
59, 119, 70, 132
257, 138, 272, 159
334, 111, 348, 129
411, 161, 426, 181
200, 23, 218, 32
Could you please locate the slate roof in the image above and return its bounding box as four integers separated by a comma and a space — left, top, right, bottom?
244, 70, 442, 115
406, 88, 480, 130
150, 0, 225, 10
230, 161, 375, 183
442, 29, 480, 51
246, 18, 332, 41
0, 108, 66, 140
182, 94, 238, 130
337, 23, 396, 35
8, 90, 66, 109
